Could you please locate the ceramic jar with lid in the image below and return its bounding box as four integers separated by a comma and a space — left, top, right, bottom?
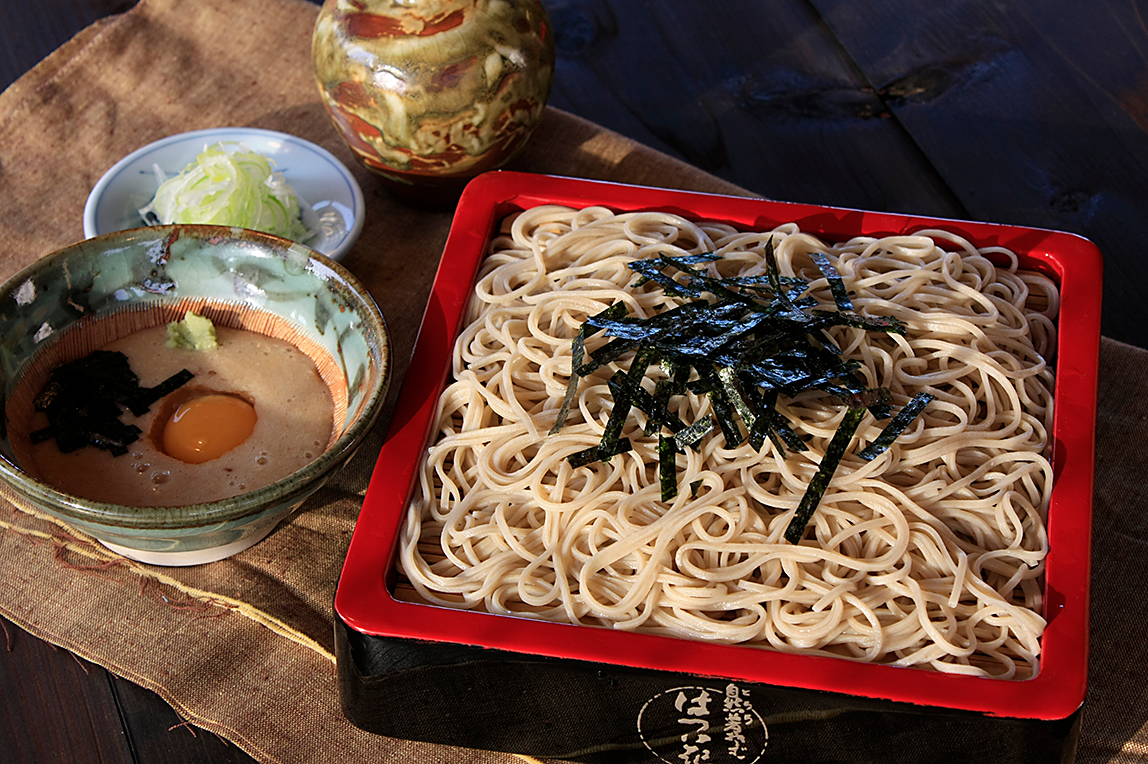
312, 0, 555, 201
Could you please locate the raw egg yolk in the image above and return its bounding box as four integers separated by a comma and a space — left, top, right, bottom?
163, 394, 256, 464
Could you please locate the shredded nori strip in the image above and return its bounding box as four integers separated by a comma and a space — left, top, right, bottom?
127, 368, 195, 416
550, 248, 924, 537
31, 350, 193, 456
567, 438, 633, 468
673, 417, 714, 451
696, 366, 744, 448
576, 337, 641, 376
595, 345, 659, 461
646, 361, 691, 436
742, 385, 807, 455
762, 238, 808, 322
857, 392, 935, 461
833, 371, 894, 420
808, 251, 853, 312
783, 406, 867, 544
810, 309, 907, 335
717, 365, 756, 434
550, 302, 628, 434
615, 377, 687, 436
658, 434, 678, 502
747, 412, 782, 455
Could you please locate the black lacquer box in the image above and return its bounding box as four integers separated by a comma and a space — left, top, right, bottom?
335, 171, 1100, 764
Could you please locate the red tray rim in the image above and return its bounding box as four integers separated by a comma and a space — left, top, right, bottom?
336, 170, 1100, 721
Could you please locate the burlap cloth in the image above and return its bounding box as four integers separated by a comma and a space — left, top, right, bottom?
0, 0, 1145, 762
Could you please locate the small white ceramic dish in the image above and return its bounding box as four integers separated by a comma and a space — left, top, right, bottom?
83, 127, 366, 262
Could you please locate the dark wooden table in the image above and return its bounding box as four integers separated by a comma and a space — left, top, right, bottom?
3, 0, 1146, 761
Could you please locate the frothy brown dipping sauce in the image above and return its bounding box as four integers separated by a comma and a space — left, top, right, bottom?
20, 325, 334, 507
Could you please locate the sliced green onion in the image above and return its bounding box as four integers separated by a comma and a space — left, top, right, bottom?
139, 141, 310, 242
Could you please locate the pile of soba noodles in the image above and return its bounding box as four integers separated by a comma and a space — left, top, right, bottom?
399, 205, 1058, 679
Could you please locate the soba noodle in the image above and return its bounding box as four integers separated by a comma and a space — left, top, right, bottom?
399, 205, 1058, 679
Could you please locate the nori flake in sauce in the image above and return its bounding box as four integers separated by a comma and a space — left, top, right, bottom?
30, 350, 193, 457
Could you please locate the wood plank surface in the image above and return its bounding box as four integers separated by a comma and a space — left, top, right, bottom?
810, 0, 1148, 347
2, 613, 259, 762
1, 615, 133, 764
0, 0, 134, 83
543, 0, 968, 217
110, 674, 256, 763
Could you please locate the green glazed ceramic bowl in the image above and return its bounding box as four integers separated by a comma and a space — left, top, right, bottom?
0, 225, 390, 566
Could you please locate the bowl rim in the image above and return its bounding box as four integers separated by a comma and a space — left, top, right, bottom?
336, 169, 1101, 722
81, 126, 366, 262
0, 224, 390, 530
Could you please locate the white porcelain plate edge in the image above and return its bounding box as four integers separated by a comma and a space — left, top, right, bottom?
82, 127, 366, 262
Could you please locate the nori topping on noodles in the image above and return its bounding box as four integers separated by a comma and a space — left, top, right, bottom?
614, 377, 688, 436
658, 434, 678, 502
808, 250, 854, 312
745, 385, 807, 456
783, 406, 867, 544
550, 303, 627, 434
857, 392, 935, 461
673, 417, 714, 452
695, 366, 744, 448
552, 247, 928, 540
567, 438, 632, 468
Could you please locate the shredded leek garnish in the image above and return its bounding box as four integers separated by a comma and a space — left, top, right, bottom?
139, 142, 309, 242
